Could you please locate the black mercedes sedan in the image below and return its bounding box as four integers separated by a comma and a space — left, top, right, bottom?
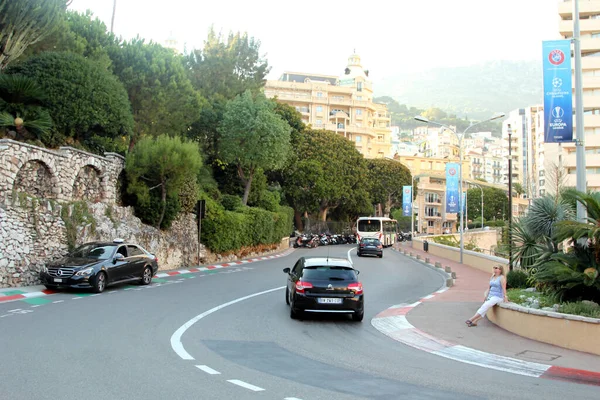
283, 257, 364, 321
40, 239, 159, 293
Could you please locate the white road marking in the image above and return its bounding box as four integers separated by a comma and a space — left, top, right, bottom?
284, 397, 304, 400
72, 297, 82, 300
195, 365, 221, 375
0, 314, 11, 318
227, 380, 265, 392
90, 293, 102, 296
31, 305, 40, 308
347, 247, 355, 264
170, 286, 285, 360
52, 300, 64, 304
8, 309, 21, 312
422, 294, 435, 300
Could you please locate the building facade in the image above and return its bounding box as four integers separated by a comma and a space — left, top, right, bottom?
264, 54, 392, 158
558, 0, 600, 191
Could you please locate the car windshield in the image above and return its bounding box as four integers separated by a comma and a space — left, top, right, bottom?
302, 266, 357, 281
361, 238, 380, 245
69, 244, 116, 260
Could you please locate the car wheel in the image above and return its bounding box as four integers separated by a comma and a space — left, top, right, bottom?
285, 287, 290, 305
378, 254, 383, 258
140, 266, 153, 285
357, 252, 362, 257
352, 311, 364, 322
92, 271, 107, 293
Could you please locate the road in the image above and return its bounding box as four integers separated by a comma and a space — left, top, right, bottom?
0, 245, 598, 399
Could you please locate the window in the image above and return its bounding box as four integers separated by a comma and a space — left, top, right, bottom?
428, 221, 435, 227
316, 119, 322, 125
357, 82, 363, 92
337, 123, 345, 129
127, 245, 144, 256
357, 96, 362, 100
317, 92, 323, 97
356, 136, 362, 142
356, 109, 362, 115
316, 105, 323, 112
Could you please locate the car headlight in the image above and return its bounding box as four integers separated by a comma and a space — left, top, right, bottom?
75, 267, 94, 277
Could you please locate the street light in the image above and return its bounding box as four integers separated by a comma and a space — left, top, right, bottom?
414, 113, 505, 263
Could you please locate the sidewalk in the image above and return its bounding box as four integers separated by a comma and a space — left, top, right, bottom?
389, 241, 600, 377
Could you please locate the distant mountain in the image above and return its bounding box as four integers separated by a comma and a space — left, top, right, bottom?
374, 60, 542, 120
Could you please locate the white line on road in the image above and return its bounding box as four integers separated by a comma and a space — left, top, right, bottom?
170, 286, 285, 360
72, 297, 82, 300
347, 247, 355, 264
31, 305, 40, 308
195, 365, 221, 375
8, 309, 21, 312
284, 397, 304, 400
227, 379, 265, 392
52, 300, 64, 304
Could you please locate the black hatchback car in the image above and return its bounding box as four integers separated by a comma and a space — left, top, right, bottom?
40, 240, 159, 293
357, 238, 383, 258
283, 257, 364, 321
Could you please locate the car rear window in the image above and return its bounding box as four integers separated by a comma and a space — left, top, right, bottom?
302, 267, 357, 280
361, 238, 380, 245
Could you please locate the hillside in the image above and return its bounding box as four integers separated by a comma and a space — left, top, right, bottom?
374, 60, 542, 120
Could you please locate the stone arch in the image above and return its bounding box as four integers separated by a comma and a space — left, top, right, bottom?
72, 164, 104, 202
12, 159, 58, 199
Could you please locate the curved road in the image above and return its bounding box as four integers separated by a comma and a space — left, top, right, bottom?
0, 245, 597, 399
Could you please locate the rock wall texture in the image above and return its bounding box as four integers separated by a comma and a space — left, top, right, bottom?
0, 141, 289, 288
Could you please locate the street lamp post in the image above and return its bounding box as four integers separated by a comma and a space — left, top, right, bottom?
507, 125, 513, 271
414, 113, 505, 264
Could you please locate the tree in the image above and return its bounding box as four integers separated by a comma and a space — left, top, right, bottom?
6, 51, 134, 153
513, 182, 524, 197
0, 74, 52, 142
125, 135, 203, 229
108, 37, 204, 151
186, 28, 270, 100
466, 186, 509, 221
282, 129, 370, 222
0, 0, 70, 71
218, 90, 291, 205
21, 10, 118, 70
366, 158, 411, 216
185, 28, 270, 162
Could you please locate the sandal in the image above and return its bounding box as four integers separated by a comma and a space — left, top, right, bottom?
465, 320, 472, 326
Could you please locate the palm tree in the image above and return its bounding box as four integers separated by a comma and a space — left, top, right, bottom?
510, 218, 544, 269
0, 74, 52, 141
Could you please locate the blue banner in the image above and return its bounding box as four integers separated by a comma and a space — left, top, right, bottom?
543, 40, 573, 143
402, 185, 412, 216
445, 163, 459, 213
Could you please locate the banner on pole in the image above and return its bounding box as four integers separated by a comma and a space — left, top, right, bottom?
402, 185, 412, 216
445, 163, 459, 213
462, 192, 466, 214
542, 40, 573, 143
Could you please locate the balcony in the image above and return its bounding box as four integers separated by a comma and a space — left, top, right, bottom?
559, 18, 600, 36
559, 1, 600, 18
329, 111, 350, 120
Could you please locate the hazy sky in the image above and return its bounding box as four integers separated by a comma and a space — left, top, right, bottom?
69, 0, 561, 82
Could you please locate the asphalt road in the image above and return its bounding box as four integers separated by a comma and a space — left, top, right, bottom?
0, 245, 598, 400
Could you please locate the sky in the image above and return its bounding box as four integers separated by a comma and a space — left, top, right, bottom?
68, 0, 561, 83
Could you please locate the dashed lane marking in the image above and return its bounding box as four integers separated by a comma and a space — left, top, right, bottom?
227, 380, 265, 392
195, 365, 221, 375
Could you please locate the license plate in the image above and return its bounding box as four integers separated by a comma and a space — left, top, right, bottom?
54, 278, 63, 283
318, 298, 342, 304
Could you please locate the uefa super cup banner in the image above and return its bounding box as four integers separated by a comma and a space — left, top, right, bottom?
542, 40, 573, 143
445, 163, 459, 213
402, 185, 412, 216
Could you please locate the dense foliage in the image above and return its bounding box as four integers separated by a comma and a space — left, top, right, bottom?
7, 51, 134, 152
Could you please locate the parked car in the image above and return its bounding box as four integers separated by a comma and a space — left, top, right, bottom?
283, 257, 364, 321
357, 238, 383, 258
40, 239, 159, 293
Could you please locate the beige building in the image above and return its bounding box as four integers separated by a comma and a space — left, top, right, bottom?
264, 54, 392, 158
558, 1, 600, 191
396, 156, 470, 235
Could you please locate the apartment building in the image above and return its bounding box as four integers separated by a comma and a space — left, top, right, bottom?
501, 106, 547, 198
264, 54, 392, 158
558, 0, 600, 191
396, 156, 471, 235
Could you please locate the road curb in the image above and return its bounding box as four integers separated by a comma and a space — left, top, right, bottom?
373, 250, 600, 387
0, 248, 296, 305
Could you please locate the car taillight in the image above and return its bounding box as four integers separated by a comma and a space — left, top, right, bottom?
348, 282, 363, 295
360, 243, 366, 247
295, 281, 313, 294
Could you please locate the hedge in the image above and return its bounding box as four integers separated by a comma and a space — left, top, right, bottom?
201, 202, 294, 254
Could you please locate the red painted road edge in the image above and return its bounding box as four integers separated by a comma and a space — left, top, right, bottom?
541, 366, 600, 386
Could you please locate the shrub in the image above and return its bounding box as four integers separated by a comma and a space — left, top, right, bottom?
559, 302, 600, 318
221, 194, 243, 211
506, 269, 529, 289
